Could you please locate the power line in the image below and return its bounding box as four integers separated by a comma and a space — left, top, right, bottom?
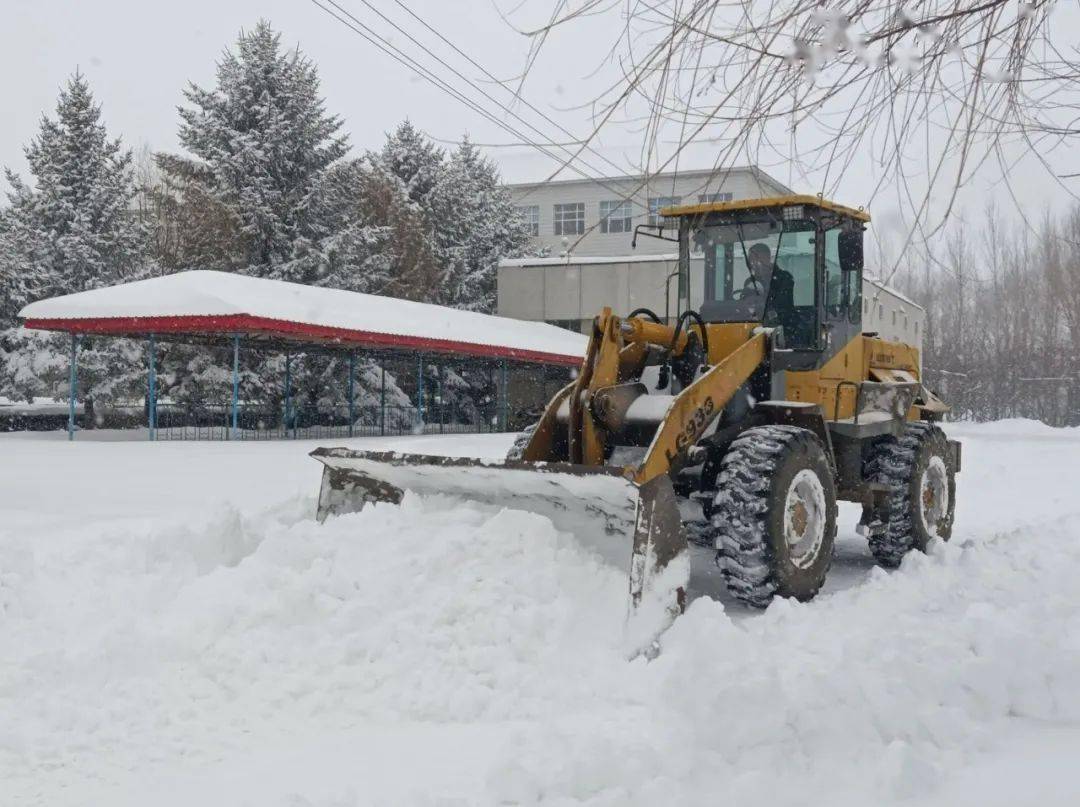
311, 0, 544, 148
391, 0, 636, 182
311, 0, 751, 252
309, 0, 695, 248
312, 0, 640, 205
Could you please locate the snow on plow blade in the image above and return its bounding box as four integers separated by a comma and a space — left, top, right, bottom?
310, 447, 689, 649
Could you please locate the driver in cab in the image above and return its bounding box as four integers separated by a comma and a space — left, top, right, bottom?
743, 243, 794, 326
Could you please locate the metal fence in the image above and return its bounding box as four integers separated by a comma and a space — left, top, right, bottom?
155, 401, 505, 441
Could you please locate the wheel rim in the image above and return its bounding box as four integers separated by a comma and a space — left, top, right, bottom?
919, 456, 949, 538
783, 469, 826, 568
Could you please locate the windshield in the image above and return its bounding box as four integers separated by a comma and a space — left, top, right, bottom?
696, 217, 818, 344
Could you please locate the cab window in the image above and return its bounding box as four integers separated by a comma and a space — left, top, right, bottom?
697, 217, 818, 348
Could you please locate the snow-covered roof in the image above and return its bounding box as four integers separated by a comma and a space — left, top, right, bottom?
19, 270, 588, 365
504, 165, 793, 194
863, 274, 923, 311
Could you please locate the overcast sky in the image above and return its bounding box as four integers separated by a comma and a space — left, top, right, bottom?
4, 0, 1078, 241
2, 0, 621, 182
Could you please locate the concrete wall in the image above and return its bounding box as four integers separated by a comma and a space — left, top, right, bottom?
498, 255, 695, 330
508, 168, 791, 258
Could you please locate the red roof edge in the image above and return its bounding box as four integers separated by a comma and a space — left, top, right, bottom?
22, 314, 583, 367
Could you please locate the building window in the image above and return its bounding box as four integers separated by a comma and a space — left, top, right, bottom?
915, 321, 920, 337
878, 304, 884, 320
516, 205, 539, 237
647, 196, 681, 226
553, 202, 585, 236
892, 311, 897, 326
698, 192, 733, 204
599, 200, 633, 234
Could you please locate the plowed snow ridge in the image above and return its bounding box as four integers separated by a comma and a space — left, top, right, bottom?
0, 422, 1078, 806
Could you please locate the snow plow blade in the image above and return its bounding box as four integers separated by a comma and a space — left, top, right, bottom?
310, 447, 689, 648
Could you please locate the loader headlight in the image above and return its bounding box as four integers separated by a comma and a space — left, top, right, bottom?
783, 205, 804, 221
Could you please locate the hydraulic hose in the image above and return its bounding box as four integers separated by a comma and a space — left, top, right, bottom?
669, 309, 710, 360
627, 307, 662, 323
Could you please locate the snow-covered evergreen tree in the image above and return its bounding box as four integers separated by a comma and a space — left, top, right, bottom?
350, 125, 530, 423
158, 20, 348, 282
0, 209, 30, 326
429, 138, 530, 312
282, 129, 529, 428
0, 71, 149, 407
312, 156, 438, 298
153, 20, 356, 419
1, 71, 147, 302
371, 125, 528, 312
378, 120, 444, 210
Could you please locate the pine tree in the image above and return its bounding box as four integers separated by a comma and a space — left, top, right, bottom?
158, 20, 348, 281
1, 71, 146, 302
0, 71, 149, 407
152, 20, 355, 420
0, 208, 30, 325
429, 137, 529, 312
378, 120, 444, 209
371, 125, 528, 312
312, 156, 438, 298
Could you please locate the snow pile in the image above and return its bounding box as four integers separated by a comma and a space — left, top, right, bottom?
490, 521, 1080, 804
1, 423, 1079, 805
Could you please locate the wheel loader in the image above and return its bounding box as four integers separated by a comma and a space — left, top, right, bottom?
311, 195, 961, 646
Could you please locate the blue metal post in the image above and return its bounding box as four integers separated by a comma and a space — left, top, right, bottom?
67, 333, 78, 441
489, 363, 496, 433
230, 335, 240, 440
348, 352, 356, 438
147, 334, 157, 441
437, 362, 444, 434
417, 352, 425, 426
499, 358, 509, 431
450, 362, 457, 430
284, 350, 292, 439
380, 362, 387, 436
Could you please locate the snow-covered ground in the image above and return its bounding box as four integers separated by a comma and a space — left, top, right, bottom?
1, 420, 1079, 806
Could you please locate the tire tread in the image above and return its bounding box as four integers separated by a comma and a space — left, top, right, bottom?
865, 421, 951, 567
713, 425, 835, 607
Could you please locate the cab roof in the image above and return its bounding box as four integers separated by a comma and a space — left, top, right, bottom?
660, 194, 871, 223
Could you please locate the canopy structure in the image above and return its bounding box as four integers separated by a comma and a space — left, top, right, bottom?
20, 270, 587, 366
19, 271, 587, 441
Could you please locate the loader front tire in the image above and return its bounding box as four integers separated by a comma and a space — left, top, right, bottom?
506, 422, 538, 460
864, 422, 956, 568
713, 425, 837, 608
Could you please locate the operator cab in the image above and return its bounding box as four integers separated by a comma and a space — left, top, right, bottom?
665, 196, 868, 353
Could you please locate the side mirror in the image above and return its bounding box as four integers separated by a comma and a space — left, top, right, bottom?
838, 230, 863, 273
839, 230, 864, 324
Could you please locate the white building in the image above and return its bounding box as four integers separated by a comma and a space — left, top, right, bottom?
499, 168, 923, 355
507, 167, 792, 258
863, 274, 926, 349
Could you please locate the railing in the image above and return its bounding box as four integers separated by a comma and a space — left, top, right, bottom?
155, 402, 505, 441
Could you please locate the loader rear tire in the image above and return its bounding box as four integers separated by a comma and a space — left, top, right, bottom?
712, 425, 837, 608
864, 422, 956, 568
